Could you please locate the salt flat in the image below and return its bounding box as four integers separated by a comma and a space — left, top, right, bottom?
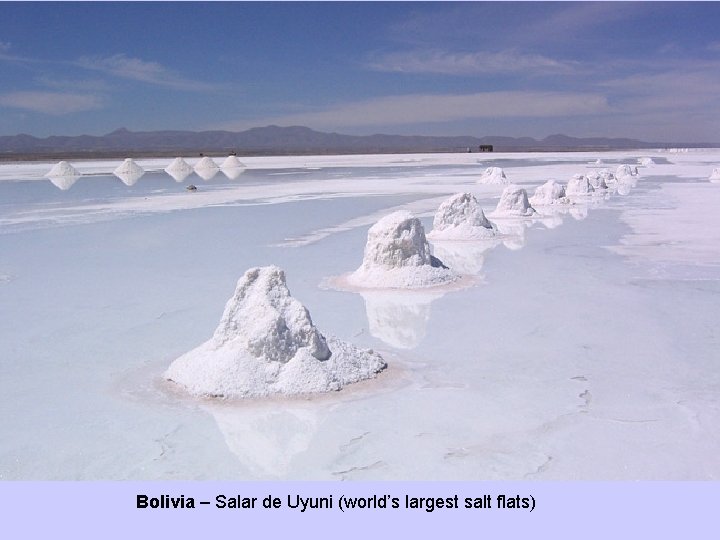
0, 150, 718, 480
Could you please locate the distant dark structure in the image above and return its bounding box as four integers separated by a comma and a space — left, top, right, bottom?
478, 144, 493, 152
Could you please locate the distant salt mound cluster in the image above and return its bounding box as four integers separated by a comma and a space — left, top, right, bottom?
165, 157, 194, 182
194, 156, 220, 180
347, 211, 457, 289
478, 167, 508, 184
529, 180, 570, 206
566, 174, 595, 197
427, 193, 496, 241
113, 158, 145, 186
45, 161, 81, 190
491, 184, 536, 217
709, 168, 720, 183
165, 266, 386, 398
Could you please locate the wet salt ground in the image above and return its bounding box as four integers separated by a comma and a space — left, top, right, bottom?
1, 152, 719, 479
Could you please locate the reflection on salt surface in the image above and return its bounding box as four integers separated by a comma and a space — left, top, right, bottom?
534, 213, 564, 229
166, 168, 192, 182
430, 239, 501, 276
570, 206, 589, 220
47, 174, 80, 191
203, 400, 319, 478
221, 167, 245, 180
360, 289, 444, 349
493, 219, 529, 250
114, 169, 145, 186
195, 167, 219, 181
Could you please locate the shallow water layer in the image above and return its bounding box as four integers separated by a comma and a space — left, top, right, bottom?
1, 150, 719, 480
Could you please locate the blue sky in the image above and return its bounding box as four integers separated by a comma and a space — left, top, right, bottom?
1, 1, 719, 142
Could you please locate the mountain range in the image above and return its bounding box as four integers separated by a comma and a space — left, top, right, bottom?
0, 125, 713, 159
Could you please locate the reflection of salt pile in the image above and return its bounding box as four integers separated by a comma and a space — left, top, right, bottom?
165, 157, 194, 182
493, 219, 528, 250
709, 168, 720, 183
194, 156, 220, 180
490, 184, 536, 217
347, 211, 457, 289
477, 166, 508, 184
529, 180, 570, 206
203, 401, 319, 478
430, 239, 500, 275
566, 174, 595, 197
221, 155, 247, 180
426, 193, 496, 240
360, 289, 444, 349
113, 158, 145, 186
166, 266, 386, 398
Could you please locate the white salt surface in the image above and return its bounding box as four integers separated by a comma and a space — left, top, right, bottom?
166, 266, 386, 398
2, 149, 720, 481
346, 211, 458, 289
426, 192, 496, 241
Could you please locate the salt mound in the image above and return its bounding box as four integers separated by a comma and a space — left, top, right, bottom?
639, 157, 655, 166
529, 180, 570, 206
616, 164, 639, 178
491, 184, 536, 217
194, 157, 219, 180
45, 161, 80, 178
165, 157, 194, 182
165, 266, 386, 398
566, 174, 595, 197
347, 211, 458, 289
585, 171, 608, 190
221, 155, 246, 169
593, 158, 603, 165
709, 168, 720, 182
113, 158, 145, 186
477, 166, 508, 184
426, 193, 496, 240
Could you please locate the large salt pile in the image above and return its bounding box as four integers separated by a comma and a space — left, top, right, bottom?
585, 171, 608, 190
165, 157, 194, 182
490, 184, 536, 217
529, 180, 570, 206
165, 266, 386, 398
45, 161, 81, 190
565, 174, 595, 197
426, 193, 496, 240
194, 156, 220, 180
46, 161, 80, 178
477, 166, 508, 184
709, 168, 720, 183
113, 158, 145, 186
347, 211, 457, 289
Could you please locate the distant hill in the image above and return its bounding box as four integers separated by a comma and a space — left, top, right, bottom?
0, 125, 714, 160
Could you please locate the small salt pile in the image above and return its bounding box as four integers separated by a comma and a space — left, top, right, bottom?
221, 155, 246, 180
113, 158, 145, 186
565, 174, 595, 197
491, 184, 536, 217
45, 160, 80, 178
529, 180, 570, 206
585, 171, 608, 190
709, 168, 720, 183
194, 156, 220, 180
639, 157, 655, 166
165, 265, 386, 398
165, 157, 194, 182
427, 193, 496, 240
477, 166, 508, 184
347, 211, 457, 289
616, 164, 639, 178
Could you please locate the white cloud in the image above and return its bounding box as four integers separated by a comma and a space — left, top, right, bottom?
0, 91, 103, 114
76, 54, 216, 91
218, 91, 610, 131
367, 49, 577, 75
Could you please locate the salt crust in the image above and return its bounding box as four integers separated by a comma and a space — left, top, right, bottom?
165, 266, 386, 398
